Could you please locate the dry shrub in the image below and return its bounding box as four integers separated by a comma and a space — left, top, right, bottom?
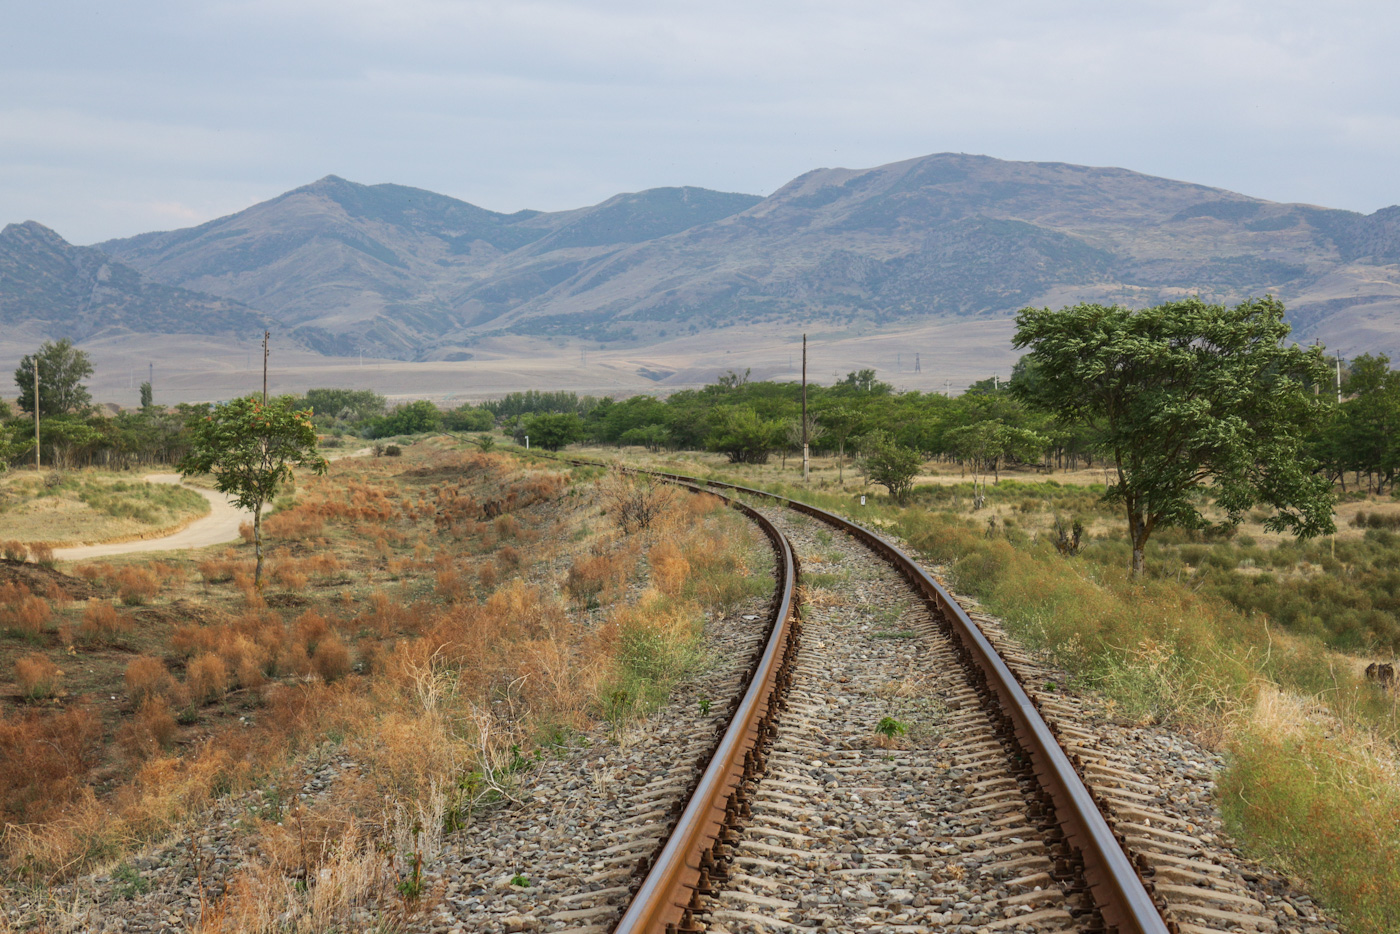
2, 540, 27, 562
126, 655, 183, 705
497, 544, 521, 571
361, 590, 409, 636
79, 600, 129, 642
15, 654, 62, 699
198, 556, 236, 583
494, 514, 519, 539
43, 579, 72, 606
0, 708, 101, 824
115, 566, 160, 606
648, 539, 690, 596
291, 607, 326, 641
1, 591, 51, 635
188, 653, 230, 703
477, 562, 498, 593
28, 542, 55, 568
482, 579, 561, 642
73, 563, 102, 581
435, 568, 468, 603
312, 635, 351, 683
218, 634, 272, 689
565, 550, 631, 606
305, 552, 343, 579
238, 521, 255, 544
278, 641, 314, 677
119, 696, 177, 759
172, 623, 220, 658
271, 562, 308, 590
263, 508, 324, 541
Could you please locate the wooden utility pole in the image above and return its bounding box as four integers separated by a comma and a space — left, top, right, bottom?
262, 330, 270, 404
33, 357, 40, 470
801, 334, 809, 483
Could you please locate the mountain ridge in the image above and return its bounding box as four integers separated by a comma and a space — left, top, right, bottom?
5, 152, 1396, 364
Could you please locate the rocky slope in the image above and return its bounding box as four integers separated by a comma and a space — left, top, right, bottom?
0, 221, 268, 342
9, 153, 1399, 362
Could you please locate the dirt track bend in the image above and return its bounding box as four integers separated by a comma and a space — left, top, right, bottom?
52, 474, 250, 561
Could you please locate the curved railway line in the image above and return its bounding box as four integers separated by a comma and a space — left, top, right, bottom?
529, 454, 1292, 934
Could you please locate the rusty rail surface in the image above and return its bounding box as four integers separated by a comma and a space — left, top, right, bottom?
535, 454, 1169, 934
609, 477, 801, 934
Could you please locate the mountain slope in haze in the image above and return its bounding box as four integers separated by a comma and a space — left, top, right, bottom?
99, 178, 763, 357
1, 221, 268, 342
77, 154, 1400, 362
473, 154, 1400, 347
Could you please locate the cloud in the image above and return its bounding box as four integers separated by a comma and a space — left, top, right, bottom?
2, 0, 1398, 242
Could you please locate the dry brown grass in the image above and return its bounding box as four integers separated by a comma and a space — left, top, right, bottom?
0, 443, 758, 907
79, 600, 128, 643
114, 567, 159, 606
15, 654, 62, 699
0, 586, 51, 635
124, 656, 184, 707
187, 653, 229, 703
118, 697, 178, 760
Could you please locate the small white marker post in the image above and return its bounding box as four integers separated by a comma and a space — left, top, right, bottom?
525, 436, 530, 450
860, 495, 866, 506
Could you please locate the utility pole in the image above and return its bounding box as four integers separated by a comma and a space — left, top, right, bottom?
800, 334, 812, 481
148, 362, 153, 387
914, 353, 921, 373
1336, 352, 1342, 404
262, 330, 270, 405
33, 357, 40, 470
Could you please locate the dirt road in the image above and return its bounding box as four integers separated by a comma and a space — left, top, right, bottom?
53, 475, 250, 562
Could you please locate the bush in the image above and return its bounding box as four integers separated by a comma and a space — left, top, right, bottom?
79, 600, 128, 642
1, 590, 51, 635
15, 654, 62, 700
312, 635, 352, 682
115, 567, 160, 605
1, 541, 27, 562
28, 543, 55, 568
125, 656, 177, 704
118, 697, 177, 759
187, 653, 229, 703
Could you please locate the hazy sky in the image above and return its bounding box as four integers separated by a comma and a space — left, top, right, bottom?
3, 0, 1397, 245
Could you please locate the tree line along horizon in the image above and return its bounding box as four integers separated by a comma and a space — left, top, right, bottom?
1, 297, 1396, 576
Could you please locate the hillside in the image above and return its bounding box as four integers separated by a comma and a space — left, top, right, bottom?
99, 178, 763, 357
0, 221, 268, 342
90, 155, 1400, 363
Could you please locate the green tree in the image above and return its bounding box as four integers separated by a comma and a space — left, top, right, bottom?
139, 381, 154, 412
945, 421, 1047, 507
1014, 297, 1335, 576
15, 339, 94, 416
1335, 354, 1400, 493
303, 388, 387, 428
705, 406, 786, 464
365, 400, 441, 438
857, 430, 923, 503
619, 423, 671, 452
179, 395, 328, 587
521, 412, 585, 451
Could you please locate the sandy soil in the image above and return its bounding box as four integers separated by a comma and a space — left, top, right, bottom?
53, 475, 249, 561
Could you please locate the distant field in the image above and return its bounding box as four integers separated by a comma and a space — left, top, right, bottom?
0, 471, 209, 546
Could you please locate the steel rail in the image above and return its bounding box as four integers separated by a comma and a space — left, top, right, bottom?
608, 478, 801, 934
529, 453, 1169, 934
656, 473, 1171, 934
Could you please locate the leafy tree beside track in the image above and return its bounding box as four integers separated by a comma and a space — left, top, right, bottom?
179, 395, 327, 587
1013, 296, 1335, 576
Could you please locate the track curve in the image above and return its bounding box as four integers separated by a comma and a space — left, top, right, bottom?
537, 454, 1171, 934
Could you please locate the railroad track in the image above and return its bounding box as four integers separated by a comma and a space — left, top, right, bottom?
524, 454, 1289, 934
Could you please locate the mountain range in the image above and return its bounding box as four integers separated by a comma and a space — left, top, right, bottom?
5, 152, 1399, 369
